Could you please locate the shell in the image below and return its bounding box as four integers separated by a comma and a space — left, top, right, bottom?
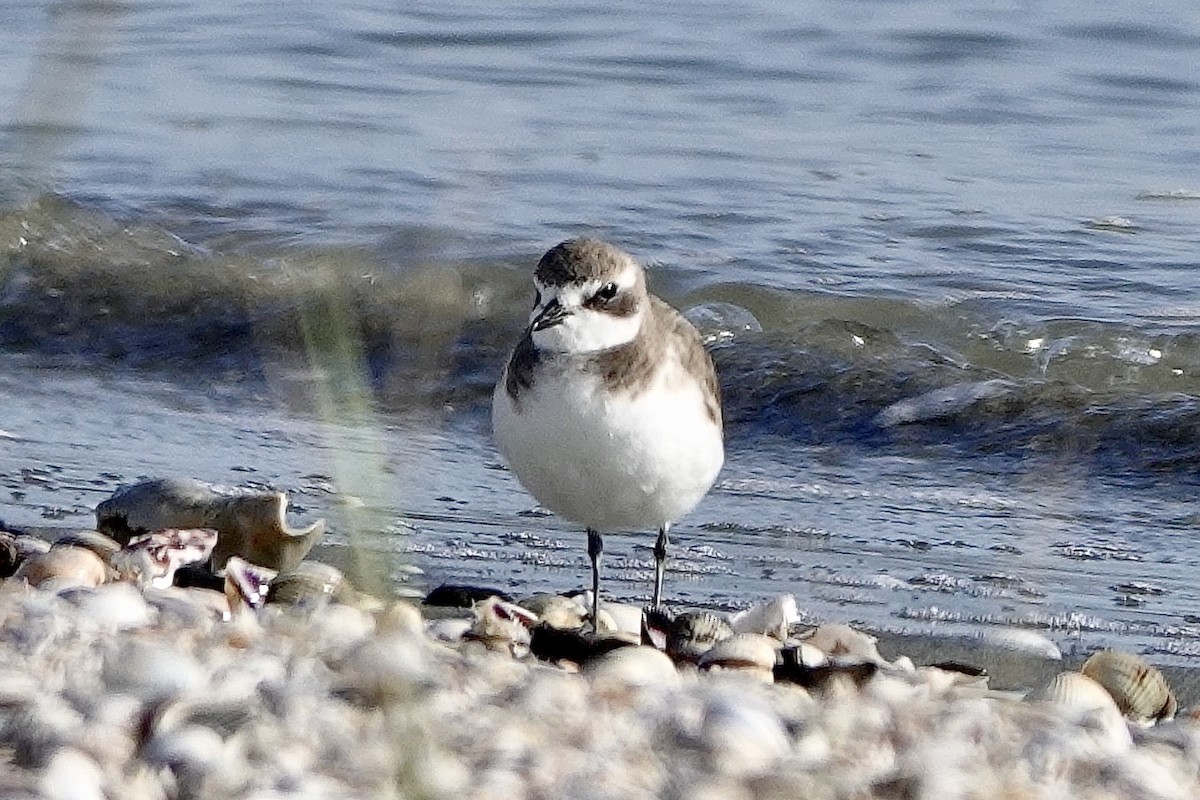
517, 593, 587, 630
13, 546, 107, 589
584, 646, 679, 691
799, 623, 885, 664
466, 596, 539, 656
223, 556, 277, 613
267, 561, 353, 608
111, 528, 219, 589
1081, 650, 1177, 722
1027, 670, 1119, 715
1026, 670, 1133, 750
667, 610, 735, 663
729, 594, 798, 642
96, 478, 324, 572
699, 633, 778, 676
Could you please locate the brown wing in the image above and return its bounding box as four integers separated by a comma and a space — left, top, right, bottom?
650, 296, 723, 427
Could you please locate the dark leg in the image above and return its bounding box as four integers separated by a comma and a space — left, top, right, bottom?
587, 528, 603, 634
653, 524, 670, 609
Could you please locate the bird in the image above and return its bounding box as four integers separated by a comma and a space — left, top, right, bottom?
492, 237, 724, 630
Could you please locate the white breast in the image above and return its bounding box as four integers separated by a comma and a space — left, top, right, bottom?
492, 360, 723, 532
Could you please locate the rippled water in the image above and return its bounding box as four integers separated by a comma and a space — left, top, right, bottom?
2, 0, 1199, 660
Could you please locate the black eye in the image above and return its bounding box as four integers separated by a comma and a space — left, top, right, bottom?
595, 282, 619, 301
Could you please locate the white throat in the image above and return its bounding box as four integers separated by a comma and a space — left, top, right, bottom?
530, 281, 645, 354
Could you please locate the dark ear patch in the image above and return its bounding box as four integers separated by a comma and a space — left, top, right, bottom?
584, 288, 639, 317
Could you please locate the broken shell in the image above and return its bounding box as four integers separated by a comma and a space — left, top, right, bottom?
266, 561, 352, 608
667, 610, 735, 663
111, 528, 219, 589
799, 623, 885, 664
13, 546, 107, 589
1081, 650, 1177, 722
96, 478, 324, 572
223, 556, 277, 613
466, 596, 539, 656
729, 594, 799, 642
699, 633, 778, 681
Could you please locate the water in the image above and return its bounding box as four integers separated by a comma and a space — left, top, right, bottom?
2, 0, 1200, 661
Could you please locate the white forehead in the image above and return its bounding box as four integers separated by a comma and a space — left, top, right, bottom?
535, 264, 639, 302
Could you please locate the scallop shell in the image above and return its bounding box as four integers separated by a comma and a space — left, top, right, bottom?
96, 478, 324, 572
1026, 670, 1133, 750
667, 610, 735, 663
1027, 671, 1121, 715
1081, 650, 1177, 722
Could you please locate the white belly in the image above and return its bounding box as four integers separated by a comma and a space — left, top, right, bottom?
492, 368, 723, 531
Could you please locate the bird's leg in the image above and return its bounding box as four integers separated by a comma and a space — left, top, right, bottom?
587, 528, 603, 634
652, 524, 670, 609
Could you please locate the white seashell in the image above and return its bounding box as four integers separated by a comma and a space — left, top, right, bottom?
1027, 671, 1118, 714
14, 546, 107, 590
699, 633, 778, 680
799, 623, 885, 663
1027, 670, 1132, 750
375, 600, 424, 636
729, 594, 798, 641
584, 646, 679, 692
517, 593, 588, 630
1081, 650, 1177, 722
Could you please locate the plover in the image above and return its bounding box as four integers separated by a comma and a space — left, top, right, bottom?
493, 238, 724, 628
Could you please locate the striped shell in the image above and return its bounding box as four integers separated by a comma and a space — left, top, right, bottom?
667, 610, 735, 663
1027, 671, 1120, 716
1081, 650, 1177, 722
